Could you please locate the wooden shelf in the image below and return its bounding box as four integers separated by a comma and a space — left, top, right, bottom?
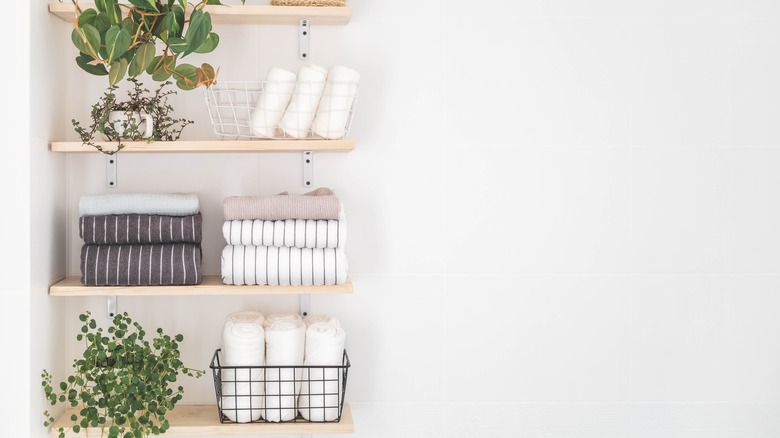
50, 275, 353, 296
49, 402, 354, 436
49, 3, 352, 25
50, 139, 355, 153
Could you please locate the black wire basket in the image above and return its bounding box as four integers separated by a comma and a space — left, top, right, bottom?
209, 348, 350, 424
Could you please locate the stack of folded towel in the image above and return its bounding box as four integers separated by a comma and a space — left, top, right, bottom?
219, 310, 346, 423
78, 193, 203, 286
220, 187, 348, 286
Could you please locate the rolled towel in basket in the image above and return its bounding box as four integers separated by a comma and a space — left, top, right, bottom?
303, 314, 341, 328
221, 312, 266, 423
263, 315, 306, 422
79, 193, 200, 217
279, 64, 328, 139
221, 245, 348, 286
298, 321, 346, 421
311, 65, 360, 140
250, 67, 297, 138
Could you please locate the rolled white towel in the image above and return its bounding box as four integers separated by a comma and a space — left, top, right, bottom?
221, 311, 265, 423
263, 315, 306, 422
311, 66, 360, 139
251, 67, 297, 138
279, 64, 328, 138
303, 314, 340, 328
298, 321, 346, 421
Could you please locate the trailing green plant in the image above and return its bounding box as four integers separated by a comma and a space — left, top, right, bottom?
72, 78, 194, 154
42, 311, 204, 438
67, 0, 235, 90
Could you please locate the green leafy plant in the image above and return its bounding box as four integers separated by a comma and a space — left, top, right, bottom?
67, 0, 231, 90
42, 311, 204, 438
72, 78, 194, 154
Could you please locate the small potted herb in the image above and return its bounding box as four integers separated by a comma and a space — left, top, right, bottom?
72, 79, 193, 154
42, 311, 204, 438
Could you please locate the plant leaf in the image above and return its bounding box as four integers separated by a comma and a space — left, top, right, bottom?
177, 0, 188, 8
151, 56, 176, 81
74, 24, 102, 60
182, 10, 209, 57
195, 63, 217, 87
162, 6, 184, 40
76, 53, 109, 76
166, 37, 188, 54
108, 58, 128, 86
120, 17, 138, 36
105, 26, 131, 63
95, 0, 108, 13
206, 0, 223, 4
71, 29, 88, 54
94, 12, 112, 36
194, 32, 219, 54
128, 0, 159, 12
173, 63, 197, 90
128, 42, 156, 77
77, 9, 97, 27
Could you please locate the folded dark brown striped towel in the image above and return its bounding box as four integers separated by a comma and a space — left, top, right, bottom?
79, 213, 202, 245
80, 243, 203, 286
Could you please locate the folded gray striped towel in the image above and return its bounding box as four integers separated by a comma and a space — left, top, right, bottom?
80, 243, 203, 286
80, 214, 202, 245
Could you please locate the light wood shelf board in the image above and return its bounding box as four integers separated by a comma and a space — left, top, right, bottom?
50, 275, 353, 296
49, 402, 354, 436
50, 139, 355, 153
49, 3, 352, 25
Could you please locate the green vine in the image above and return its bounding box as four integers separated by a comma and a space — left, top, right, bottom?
42, 311, 204, 438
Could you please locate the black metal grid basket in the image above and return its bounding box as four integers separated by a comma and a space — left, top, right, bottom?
209, 348, 350, 424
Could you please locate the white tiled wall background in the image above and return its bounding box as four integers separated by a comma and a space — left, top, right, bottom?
25, 0, 780, 437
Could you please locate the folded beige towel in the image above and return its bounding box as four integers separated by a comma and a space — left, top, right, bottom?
223, 188, 341, 221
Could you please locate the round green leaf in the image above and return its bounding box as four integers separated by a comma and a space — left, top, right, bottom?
167, 37, 188, 54
128, 42, 155, 77
194, 32, 219, 54
105, 26, 132, 63
108, 58, 128, 86
77, 9, 97, 28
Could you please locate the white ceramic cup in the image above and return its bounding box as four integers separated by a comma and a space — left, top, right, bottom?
106, 111, 153, 139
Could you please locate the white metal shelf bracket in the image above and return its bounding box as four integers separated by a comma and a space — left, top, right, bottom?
106, 154, 117, 188
303, 151, 314, 188
299, 294, 311, 317
299, 19, 310, 59
107, 296, 117, 318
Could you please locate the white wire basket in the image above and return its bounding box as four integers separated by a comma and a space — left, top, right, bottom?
204, 80, 359, 140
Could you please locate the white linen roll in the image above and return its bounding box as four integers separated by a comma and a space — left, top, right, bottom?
311, 66, 360, 139
263, 316, 306, 422
298, 322, 346, 421
251, 67, 297, 138
279, 64, 328, 138
221, 312, 266, 423
303, 314, 340, 328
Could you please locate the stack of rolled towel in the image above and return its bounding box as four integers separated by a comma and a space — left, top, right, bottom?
219, 311, 346, 423
78, 193, 203, 286
250, 64, 360, 140
220, 187, 348, 286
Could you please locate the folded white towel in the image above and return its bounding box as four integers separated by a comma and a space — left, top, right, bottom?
279, 64, 328, 138
298, 321, 346, 421
311, 65, 360, 140
221, 311, 266, 423
221, 245, 349, 286
263, 315, 306, 422
251, 67, 297, 138
222, 219, 346, 249
79, 193, 200, 216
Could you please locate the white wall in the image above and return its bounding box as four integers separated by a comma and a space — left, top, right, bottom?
30, 0, 780, 437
